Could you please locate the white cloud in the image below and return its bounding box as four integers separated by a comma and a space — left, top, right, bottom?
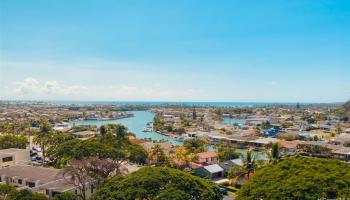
11, 77, 85, 96
1, 77, 201, 101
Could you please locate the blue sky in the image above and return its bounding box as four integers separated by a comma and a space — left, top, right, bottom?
0, 0, 349, 102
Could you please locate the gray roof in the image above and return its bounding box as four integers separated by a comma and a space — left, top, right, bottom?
0, 165, 61, 185
230, 158, 244, 166
219, 158, 244, 171
204, 164, 224, 173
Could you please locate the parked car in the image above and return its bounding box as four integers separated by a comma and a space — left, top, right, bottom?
30, 152, 38, 157
36, 157, 43, 164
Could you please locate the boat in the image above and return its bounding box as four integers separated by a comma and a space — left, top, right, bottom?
175, 136, 184, 142
142, 128, 153, 132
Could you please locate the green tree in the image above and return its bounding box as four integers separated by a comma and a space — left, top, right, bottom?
11, 189, 47, 200
227, 165, 246, 186
192, 107, 197, 120
183, 138, 207, 153
244, 149, 256, 179
261, 121, 271, 129
47, 124, 147, 168
99, 125, 107, 136
153, 113, 165, 131
0, 185, 46, 200
336, 123, 342, 135
165, 125, 173, 132
0, 184, 15, 199
115, 124, 128, 140
33, 120, 53, 164
0, 134, 28, 149
53, 192, 79, 200
91, 167, 223, 200
266, 143, 280, 164
170, 148, 198, 170
217, 145, 240, 162
148, 144, 167, 166
236, 157, 350, 200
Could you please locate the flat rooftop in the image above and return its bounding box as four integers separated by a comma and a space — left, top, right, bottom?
0, 165, 62, 185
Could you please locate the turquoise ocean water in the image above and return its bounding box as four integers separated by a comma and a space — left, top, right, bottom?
70, 111, 268, 158
70, 111, 182, 145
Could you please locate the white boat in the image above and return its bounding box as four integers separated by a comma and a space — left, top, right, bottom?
142, 128, 153, 132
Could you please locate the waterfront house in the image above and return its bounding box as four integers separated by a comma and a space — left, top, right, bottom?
297, 141, 350, 161
278, 141, 304, 155
72, 131, 96, 140
247, 138, 280, 147
331, 147, 350, 161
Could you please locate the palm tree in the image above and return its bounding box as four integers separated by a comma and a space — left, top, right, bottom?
228, 165, 245, 185
227, 149, 256, 185
33, 120, 53, 165
267, 143, 280, 164
99, 125, 107, 136
228, 149, 258, 187
149, 144, 167, 166
173, 149, 198, 170
245, 149, 255, 179
115, 125, 128, 140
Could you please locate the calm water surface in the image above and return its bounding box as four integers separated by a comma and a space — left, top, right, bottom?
70, 111, 181, 145
223, 117, 246, 125
70, 111, 268, 158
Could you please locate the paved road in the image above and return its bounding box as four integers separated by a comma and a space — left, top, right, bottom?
224, 195, 234, 200
223, 192, 235, 200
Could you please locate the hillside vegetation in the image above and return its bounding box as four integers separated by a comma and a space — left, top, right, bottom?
236, 157, 350, 199
92, 167, 222, 200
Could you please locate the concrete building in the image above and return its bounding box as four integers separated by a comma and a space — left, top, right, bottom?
0, 165, 97, 199
0, 148, 30, 168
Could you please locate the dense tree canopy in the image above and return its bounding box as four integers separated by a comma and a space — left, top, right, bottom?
47, 124, 148, 168
0, 184, 46, 200
0, 133, 28, 149
216, 144, 240, 162
183, 138, 207, 153
236, 157, 350, 200
92, 167, 223, 200
52, 192, 80, 200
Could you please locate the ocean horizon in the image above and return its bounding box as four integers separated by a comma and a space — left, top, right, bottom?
0, 100, 341, 107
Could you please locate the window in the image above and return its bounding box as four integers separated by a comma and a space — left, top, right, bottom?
26, 181, 35, 188
91, 184, 94, 193
18, 179, 22, 184
2, 156, 13, 162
